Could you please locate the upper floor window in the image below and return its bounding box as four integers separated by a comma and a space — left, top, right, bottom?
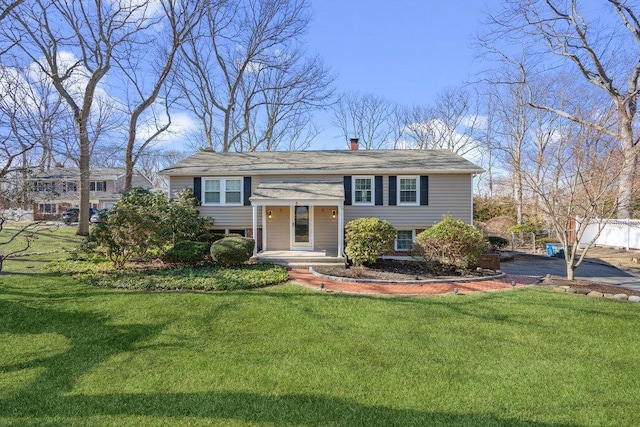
90, 181, 107, 192
353, 176, 374, 205
64, 182, 78, 192
398, 176, 418, 205
203, 178, 243, 205
33, 181, 54, 192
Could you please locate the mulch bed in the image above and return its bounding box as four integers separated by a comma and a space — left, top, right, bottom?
313, 259, 498, 281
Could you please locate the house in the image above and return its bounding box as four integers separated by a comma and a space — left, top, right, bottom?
160, 140, 484, 263
27, 167, 153, 220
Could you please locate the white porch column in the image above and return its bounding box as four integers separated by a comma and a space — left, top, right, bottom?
261, 206, 267, 252
252, 204, 258, 257
338, 203, 344, 257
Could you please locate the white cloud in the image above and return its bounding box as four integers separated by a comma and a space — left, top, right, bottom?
135, 108, 198, 148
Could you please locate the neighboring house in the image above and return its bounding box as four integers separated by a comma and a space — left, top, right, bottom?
160, 140, 484, 262
27, 167, 153, 220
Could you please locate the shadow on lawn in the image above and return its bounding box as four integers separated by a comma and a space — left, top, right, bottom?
0, 293, 577, 426
0, 292, 576, 426
0, 294, 576, 426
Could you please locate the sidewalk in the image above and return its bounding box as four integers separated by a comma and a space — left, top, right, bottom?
288, 268, 541, 296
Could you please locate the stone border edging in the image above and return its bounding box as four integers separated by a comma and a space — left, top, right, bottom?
309, 266, 507, 284
553, 285, 640, 302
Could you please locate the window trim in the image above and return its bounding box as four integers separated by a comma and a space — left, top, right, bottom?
352, 176, 375, 206
202, 177, 244, 206
394, 229, 415, 252
64, 181, 78, 192
38, 203, 57, 214
34, 181, 54, 192
397, 176, 420, 206
90, 181, 107, 192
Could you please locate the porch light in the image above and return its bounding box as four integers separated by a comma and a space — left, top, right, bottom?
331, 209, 336, 219
268, 210, 273, 219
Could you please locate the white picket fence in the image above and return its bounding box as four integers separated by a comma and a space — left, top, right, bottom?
578, 218, 640, 250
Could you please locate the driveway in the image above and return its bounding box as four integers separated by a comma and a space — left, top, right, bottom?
500, 254, 640, 292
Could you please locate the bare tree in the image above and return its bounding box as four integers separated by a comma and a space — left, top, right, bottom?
3, 0, 162, 235
117, 0, 209, 191
524, 120, 623, 279
332, 92, 397, 149
0, 0, 23, 22
2, 0, 175, 235
135, 147, 185, 188
177, 0, 333, 152
395, 87, 482, 157
487, 0, 640, 218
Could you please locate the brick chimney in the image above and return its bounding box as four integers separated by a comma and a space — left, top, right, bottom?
349, 137, 359, 151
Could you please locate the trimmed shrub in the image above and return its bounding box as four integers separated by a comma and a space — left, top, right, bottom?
486, 236, 509, 251
162, 241, 211, 264
414, 216, 489, 268
344, 217, 396, 266
210, 236, 255, 266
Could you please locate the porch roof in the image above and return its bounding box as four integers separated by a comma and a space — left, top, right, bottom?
250, 180, 344, 205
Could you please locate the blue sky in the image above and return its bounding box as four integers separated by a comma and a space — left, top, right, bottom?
305, 0, 501, 148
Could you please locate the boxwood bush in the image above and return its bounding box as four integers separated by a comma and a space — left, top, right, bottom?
210, 236, 255, 266
414, 216, 488, 268
344, 217, 396, 266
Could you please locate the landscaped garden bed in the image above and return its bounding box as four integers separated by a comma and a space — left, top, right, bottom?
314, 258, 500, 281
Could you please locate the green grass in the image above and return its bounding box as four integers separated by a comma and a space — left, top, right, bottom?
1, 228, 639, 425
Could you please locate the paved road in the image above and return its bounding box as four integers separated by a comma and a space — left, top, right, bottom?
500, 254, 640, 292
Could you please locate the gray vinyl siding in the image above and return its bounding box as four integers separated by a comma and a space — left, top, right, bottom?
265, 206, 290, 250
343, 174, 472, 227
169, 173, 473, 229
313, 206, 339, 255
169, 175, 258, 227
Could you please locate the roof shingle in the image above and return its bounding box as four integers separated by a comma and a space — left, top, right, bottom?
160, 150, 484, 176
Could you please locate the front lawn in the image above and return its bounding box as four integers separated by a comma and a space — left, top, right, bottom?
1, 268, 639, 425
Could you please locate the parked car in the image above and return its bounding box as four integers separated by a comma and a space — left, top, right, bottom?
62, 207, 97, 224
90, 208, 109, 224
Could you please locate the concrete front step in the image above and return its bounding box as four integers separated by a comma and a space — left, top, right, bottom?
259, 257, 345, 267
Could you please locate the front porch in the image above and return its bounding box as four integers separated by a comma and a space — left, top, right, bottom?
256, 250, 346, 267
250, 180, 346, 261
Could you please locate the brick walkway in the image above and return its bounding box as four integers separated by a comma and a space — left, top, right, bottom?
288, 268, 541, 296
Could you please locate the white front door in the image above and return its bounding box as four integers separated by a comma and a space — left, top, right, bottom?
290, 205, 313, 249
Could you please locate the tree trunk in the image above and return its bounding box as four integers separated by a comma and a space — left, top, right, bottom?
566, 262, 575, 281
77, 142, 91, 236
617, 111, 637, 218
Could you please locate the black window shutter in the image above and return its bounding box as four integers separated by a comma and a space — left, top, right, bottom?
243, 177, 251, 206
375, 176, 383, 205
389, 176, 397, 206
193, 177, 202, 204
343, 176, 352, 205
420, 176, 429, 206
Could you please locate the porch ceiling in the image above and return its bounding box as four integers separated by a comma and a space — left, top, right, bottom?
250, 180, 344, 205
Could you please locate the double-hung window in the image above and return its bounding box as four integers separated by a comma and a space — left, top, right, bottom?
90, 181, 107, 192
38, 203, 57, 214
34, 182, 54, 192
395, 229, 415, 251
353, 176, 374, 205
203, 178, 243, 205
398, 176, 419, 205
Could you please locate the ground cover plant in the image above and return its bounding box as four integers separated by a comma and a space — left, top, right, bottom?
1, 230, 639, 425
46, 259, 289, 291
